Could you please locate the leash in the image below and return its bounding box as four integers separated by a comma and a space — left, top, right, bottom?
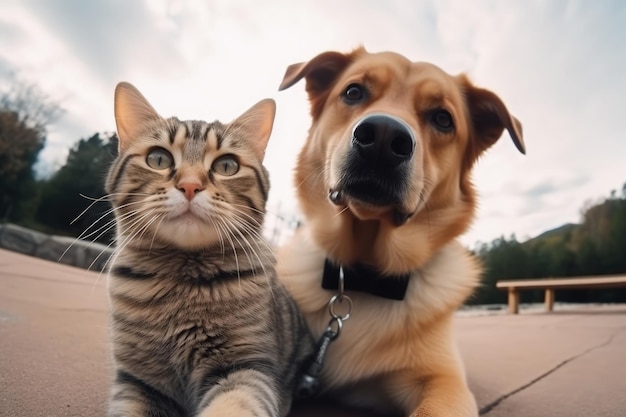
295, 266, 353, 399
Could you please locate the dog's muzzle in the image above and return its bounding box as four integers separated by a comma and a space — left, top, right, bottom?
333, 114, 416, 209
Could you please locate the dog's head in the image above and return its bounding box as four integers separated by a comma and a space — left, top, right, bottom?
280, 47, 524, 272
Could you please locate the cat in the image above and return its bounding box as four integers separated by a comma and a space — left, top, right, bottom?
105, 82, 313, 417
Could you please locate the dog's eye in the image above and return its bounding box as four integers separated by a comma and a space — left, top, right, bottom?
343, 83, 366, 104
430, 110, 454, 132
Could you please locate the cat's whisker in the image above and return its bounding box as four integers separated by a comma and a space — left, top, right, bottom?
222, 220, 255, 275
71, 199, 143, 245
226, 203, 265, 228
210, 216, 227, 257
89, 208, 160, 292
114, 209, 158, 250
107, 214, 157, 280
71, 194, 110, 226
221, 214, 269, 280
62, 208, 118, 265
213, 218, 242, 289
220, 220, 258, 282
111, 208, 153, 241
141, 214, 166, 255
233, 218, 274, 261
85, 207, 154, 289
225, 214, 277, 302
229, 216, 276, 260
224, 204, 276, 244
136, 209, 164, 246
149, 213, 167, 253
226, 204, 295, 251
72, 192, 153, 225
72, 196, 162, 260
125, 210, 163, 242
84, 204, 152, 246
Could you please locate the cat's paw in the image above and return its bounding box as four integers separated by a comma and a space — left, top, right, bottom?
197, 390, 273, 417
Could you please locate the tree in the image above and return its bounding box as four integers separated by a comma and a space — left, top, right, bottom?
467, 185, 626, 306
602, 198, 626, 273
0, 77, 63, 221
469, 235, 530, 305
36, 132, 118, 242
576, 237, 603, 276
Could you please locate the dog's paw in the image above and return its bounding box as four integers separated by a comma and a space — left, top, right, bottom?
410, 403, 478, 417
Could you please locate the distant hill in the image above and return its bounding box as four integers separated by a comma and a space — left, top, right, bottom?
524, 223, 579, 247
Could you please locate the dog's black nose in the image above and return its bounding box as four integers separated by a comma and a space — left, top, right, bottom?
351, 114, 415, 168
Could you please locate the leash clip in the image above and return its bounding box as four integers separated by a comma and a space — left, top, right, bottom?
327, 266, 353, 337
295, 267, 353, 399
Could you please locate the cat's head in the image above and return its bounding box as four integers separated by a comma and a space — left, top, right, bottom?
106, 82, 275, 250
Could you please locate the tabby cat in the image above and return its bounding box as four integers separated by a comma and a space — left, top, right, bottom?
105, 82, 313, 417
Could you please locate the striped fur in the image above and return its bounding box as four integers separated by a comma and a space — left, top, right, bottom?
105, 82, 313, 417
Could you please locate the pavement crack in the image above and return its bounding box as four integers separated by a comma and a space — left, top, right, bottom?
479, 331, 620, 415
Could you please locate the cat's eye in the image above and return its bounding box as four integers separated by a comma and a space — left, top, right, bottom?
212, 155, 239, 176
146, 148, 174, 170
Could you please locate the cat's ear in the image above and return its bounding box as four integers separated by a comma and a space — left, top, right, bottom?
114, 82, 162, 151
231, 98, 276, 161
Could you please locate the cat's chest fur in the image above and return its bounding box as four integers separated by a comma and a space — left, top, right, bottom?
108, 249, 276, 393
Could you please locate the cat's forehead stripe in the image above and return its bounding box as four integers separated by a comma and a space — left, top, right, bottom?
213, 123, 227, 150
206, 128, 219, 151
173, 124, 187, 147
167, 118, 179, 144
189, 121, 206, 142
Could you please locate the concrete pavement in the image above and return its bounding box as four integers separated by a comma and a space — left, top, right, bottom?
1, 248, 625, 417
457, 305, 626, 416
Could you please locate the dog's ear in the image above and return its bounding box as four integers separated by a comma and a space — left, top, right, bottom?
460, 75, 526, 156
279, 50, 358, 119
279, 51, 353, 92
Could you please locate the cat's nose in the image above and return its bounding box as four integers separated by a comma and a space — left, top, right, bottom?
177, 182, 204, 201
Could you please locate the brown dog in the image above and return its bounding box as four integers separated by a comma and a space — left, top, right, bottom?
277, 47, 525, 417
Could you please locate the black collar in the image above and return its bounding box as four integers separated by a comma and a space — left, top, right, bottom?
322, 259, 410, 301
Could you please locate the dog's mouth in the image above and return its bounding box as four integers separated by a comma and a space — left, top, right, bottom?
328, 187, 415, 226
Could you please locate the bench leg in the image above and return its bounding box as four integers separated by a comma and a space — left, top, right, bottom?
508, 288, 519, 314
545, 288, 555, 312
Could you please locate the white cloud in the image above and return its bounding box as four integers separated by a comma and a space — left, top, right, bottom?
1, 0, 625, 247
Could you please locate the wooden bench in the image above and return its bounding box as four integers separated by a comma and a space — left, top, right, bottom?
496, 275, 626, 314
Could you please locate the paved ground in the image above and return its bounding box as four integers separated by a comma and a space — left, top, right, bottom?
1, 248, 625, 417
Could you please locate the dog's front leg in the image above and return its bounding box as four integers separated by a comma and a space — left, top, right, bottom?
403, 375, 478, 417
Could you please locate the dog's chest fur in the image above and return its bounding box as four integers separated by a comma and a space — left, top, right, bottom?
277, 228, 479, 409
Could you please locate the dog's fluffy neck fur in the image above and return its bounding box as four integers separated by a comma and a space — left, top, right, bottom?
295, 163, 476, 277
309, 213, 473, 276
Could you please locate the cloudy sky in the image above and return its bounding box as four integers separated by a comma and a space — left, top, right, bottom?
1, 0, 625, 247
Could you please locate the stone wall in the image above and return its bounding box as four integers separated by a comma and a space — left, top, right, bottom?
0, 223, 113, 272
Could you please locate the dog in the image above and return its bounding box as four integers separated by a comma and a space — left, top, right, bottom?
276, 47, 525, 417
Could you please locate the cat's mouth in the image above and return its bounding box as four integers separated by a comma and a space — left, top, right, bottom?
170, 209, 204, 223
167, 200, 203, 220
159, 207, 221, 249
